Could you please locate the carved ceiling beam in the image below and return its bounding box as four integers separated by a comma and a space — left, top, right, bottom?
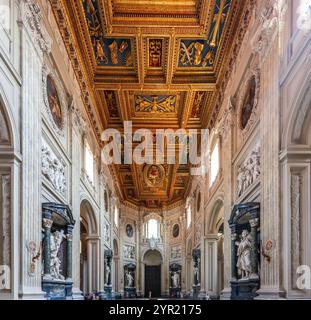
93, 83, 216, 91
180, 90, 194, 129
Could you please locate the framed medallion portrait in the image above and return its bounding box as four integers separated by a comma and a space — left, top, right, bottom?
240, 75, 256, 130
47, 74, 64, 130
172, 224, 180, 238
126, 224, 133, 238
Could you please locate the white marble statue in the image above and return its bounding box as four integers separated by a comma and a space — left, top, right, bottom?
193, 263, 200, 284
235, 230, 252, 279
171, 272, 180, 288
50, 230, 65, 280
105, 262, 110, 285
125, 270, 134, 287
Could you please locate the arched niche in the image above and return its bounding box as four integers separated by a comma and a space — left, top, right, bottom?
79, 199, 99, 295
0, 96, 17, 299
281, 75, 311, 299
204, 197, 225, 298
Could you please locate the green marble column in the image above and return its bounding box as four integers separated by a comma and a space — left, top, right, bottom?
249, 218, 259, 279
230, 229, 237, 280
42, 217, 53, 278
66, 225, 74, 281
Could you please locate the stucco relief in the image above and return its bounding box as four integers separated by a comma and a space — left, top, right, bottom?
194, 221, 202, 247
124, 244, 135, 260
103, 222, 110, 243
170, 245, 182, 260
236, 144, 261, 198
22, 1, 51, 53
41, 141, 67, 196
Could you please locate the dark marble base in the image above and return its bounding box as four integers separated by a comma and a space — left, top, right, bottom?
42, 279, 73, 300
230, 278, 260, 300
124, 287, 136, 298
192, 285, 201, 299
170, 288, 181, 298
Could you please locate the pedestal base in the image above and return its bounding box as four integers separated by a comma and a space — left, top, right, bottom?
220, 287, 231, 300
192, 285, 201, 299
124, 287, 136, 298
42, 279, 73, 300
254, 287, 286, 300
230, 278, 260, 300
170, 288, 181, 298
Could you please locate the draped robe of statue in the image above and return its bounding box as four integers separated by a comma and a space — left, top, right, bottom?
236, 230, 252, 279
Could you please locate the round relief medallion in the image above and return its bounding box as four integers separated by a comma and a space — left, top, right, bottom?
46, 74, 64, 130
143, 164, 165, 188
172, 224, 180, 238
126, 224, 133, 238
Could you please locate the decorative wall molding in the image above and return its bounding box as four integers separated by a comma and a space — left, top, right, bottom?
41, 141, 67, 196
251, 0, 287, 64
21, 0, 52, 54
291, 173, 301, 290
69, 99, 87, 136
0, 173, 11, 267
218, 96, 236, 141
237, 144, 261, 198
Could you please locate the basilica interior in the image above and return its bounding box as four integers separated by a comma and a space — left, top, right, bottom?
0, 0, 311, 300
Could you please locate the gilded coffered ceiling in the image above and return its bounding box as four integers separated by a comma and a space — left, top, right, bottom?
49, 0, 250, 208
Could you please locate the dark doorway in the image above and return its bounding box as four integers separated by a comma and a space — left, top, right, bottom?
145, 265, 161, 297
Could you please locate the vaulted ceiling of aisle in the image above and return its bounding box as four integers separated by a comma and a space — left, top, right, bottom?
50, 0, 248, 208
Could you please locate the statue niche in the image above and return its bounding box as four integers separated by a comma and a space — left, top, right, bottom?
192, 248, 201, 298
169, 263, 181, 298
229, 202, 260, 300
42, 203, 75, 300
124, 263, 136, 298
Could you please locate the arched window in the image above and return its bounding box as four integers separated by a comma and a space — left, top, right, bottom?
210, 142, 219, 186
186, 206, 192, 229
147, 219, 158, 239
114, 206, 119, 228
85, 141, 94, 183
